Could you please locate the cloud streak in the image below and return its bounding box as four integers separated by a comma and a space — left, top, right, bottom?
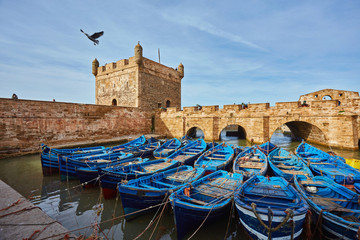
0, 0, 359, 108
161, 11, 266, 51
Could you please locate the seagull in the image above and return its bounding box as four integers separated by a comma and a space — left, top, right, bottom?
80, 29, 104, 45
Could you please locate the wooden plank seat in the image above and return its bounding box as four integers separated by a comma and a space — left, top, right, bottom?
138, 183, 158, 189
310, 196, 351, 203
142, 162, 173, 172
281, 169, 309, 175
206, 156, 226, 160
310, 162, 337, 165
151, 180, 174, 188
196, 186, 230, 198
172, 155, 190, 161
272, 156, 292, 159
240, 162, 264, 168
179, 195, 208, 206
183, 151, 199, 155
275, 164, 302, 169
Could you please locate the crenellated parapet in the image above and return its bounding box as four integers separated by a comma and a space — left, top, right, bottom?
95, 57, 135, 76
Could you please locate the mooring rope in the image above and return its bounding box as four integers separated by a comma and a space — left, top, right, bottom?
224, 196, 235, 240
148, 193, 169, 240
250, 203, 294, 238
186, 204, 215, 240
36, 200, 170, 240
133, 193, 169, 240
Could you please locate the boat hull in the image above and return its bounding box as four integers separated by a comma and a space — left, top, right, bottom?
235, 204, 306, 240
172, 199, 232, 240
119, 189, 167, 220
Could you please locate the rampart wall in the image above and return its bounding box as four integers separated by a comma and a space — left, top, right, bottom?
0, 98, 152, 158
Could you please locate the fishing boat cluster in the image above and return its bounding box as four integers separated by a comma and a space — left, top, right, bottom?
41, 136, 360, 239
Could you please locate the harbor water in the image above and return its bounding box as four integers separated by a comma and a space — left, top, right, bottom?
1, 131, 359, 239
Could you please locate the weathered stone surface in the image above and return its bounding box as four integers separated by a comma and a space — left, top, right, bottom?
157, 90, 360, 150
0, 98, 152, 158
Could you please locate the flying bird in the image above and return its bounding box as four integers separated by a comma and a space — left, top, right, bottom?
80, 29, 104, 45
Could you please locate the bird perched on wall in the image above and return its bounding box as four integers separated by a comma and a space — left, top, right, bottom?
80, 29, 104, 45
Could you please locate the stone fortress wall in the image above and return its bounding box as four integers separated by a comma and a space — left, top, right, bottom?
0, 98, 152, 158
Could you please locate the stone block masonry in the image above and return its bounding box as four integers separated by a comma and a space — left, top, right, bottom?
0, 98, 152, 158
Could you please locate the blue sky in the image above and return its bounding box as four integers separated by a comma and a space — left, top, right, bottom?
0, 0, 359, 107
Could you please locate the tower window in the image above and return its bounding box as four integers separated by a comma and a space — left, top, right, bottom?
166, 100, 171, 108
112, 99, 117, 106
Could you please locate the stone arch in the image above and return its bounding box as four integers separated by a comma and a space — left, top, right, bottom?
322, 95, 332, 100
186, 126, 205, 139
112, 99, 117, 106
166, 100, 171, 108
219, 124, 246, 141
271, 121, 327, 144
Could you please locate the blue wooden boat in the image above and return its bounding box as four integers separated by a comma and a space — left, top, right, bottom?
233, 146, 268, 180
206, 142, 218, 149
105, 135, 147, 152
75, 157, 148, 186
268, 147, 313, 182
235, 176, 309, 240
296, 141, 346, 163
180, 135, 193, 145
120, 140, 160, 158
296, 141, 360, 189
258, 141, 278, 156
169, 170, 243, 239
99, 159, 180, 199
153, 138, 182, 159
58, 152, 134, 181
295, 175, 360, 240
41, 143, 105, 155
194, 143, 234, 174
355, 183, 360, 193
233, 145, 249, 157
40, 135, 146, 175
167, 139, 207, 166
118, 166, 206, 219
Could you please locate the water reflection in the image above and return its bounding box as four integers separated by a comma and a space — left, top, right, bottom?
0, 131, 359, 239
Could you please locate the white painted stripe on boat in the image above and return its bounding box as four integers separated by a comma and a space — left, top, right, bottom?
235, 203, 306, 222
322, 224, 352, 240
240, 218, 303, 240
321, 213, 358, 232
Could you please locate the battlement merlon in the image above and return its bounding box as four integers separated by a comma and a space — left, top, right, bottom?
92, 42, 184, 83
94, 57, 183, 82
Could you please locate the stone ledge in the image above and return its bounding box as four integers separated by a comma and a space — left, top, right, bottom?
0, 180, 76, 240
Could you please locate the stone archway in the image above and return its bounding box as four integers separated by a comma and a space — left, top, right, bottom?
186, 127, 205, 139
271, 121, 327, 145
219, 124, 246, 141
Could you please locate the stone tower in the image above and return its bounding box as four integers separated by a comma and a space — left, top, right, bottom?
93, 42, 184, 109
